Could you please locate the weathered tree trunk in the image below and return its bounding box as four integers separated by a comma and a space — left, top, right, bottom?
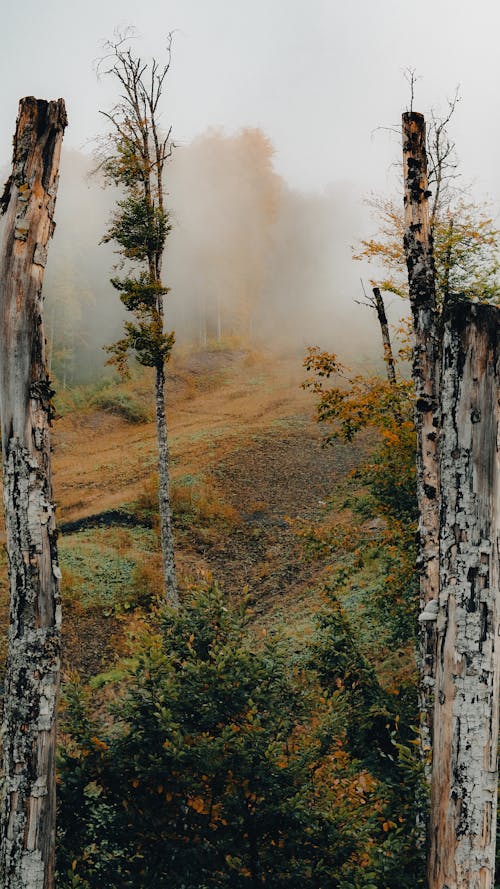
0, 97, 66, 889
402, 111, 441, 759
372, 286, 397, 385
155, 364, 179, 607
428, 301, 500, 889
403, 112, 500, 888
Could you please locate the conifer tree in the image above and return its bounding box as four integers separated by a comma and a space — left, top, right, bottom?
98, 34, 178, 605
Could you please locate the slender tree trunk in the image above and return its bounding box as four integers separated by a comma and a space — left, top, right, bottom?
428, 301, 500, 889
372, 286, 397, 385
155, 363, 178, 606
0, 97, 66, 889
402, 111, 441, 761
153, 247, 178, 605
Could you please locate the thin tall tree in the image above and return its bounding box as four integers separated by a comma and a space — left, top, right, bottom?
0, 96, 66, 889
357, 282, 397, 386
97, 34, 178, 605
402, 112, 440, 761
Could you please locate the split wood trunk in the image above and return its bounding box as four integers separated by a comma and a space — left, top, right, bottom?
0, 97, 66, 889
428, 301, 500, 889
402, 111, 441, 758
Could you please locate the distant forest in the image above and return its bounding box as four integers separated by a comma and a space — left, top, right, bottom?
30, 132, 373, 386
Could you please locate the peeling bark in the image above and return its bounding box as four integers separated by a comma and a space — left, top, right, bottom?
0, 97, 66, 889
402, 111, 441, 760
428, 302, 500, 889
403, 111, 500, 889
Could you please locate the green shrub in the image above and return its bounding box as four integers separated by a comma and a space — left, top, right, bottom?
57, 586, 389, 888
59, 533, 138, 610
93, 390, 151, 423
54, 377, 116, 415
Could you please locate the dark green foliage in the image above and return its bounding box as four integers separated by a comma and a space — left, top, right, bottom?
106, 317, 175, 373
105, 270, 175, 375
311, 590, 425, 887
110, 274, 169, 312
354, 423, 417, 528
92, 390, 151, 423
103, 196, 171, 263
57, 586, 418, 888
309, 594, 391, 767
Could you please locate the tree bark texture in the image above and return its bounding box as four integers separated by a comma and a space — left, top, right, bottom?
402, 111, 441, 760
0, 97, 66, 889
428, 301, 500, 889
155, 364, 179, 607
372, 287, 397, 385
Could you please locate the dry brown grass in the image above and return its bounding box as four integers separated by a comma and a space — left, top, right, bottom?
131, 557, 165, 604
51, 347, 309, 525
0, 346, 333, 678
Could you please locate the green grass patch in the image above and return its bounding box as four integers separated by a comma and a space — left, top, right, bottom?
54, 373, 152, 423
59, 526, 158, 611
271, 415, 307, 430
92, 390, 151, 423
55, 376, 116, 415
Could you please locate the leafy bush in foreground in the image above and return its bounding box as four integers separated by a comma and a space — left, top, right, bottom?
58, 586, 418, 888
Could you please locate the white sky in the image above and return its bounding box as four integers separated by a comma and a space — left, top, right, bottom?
2, 0, 500, 201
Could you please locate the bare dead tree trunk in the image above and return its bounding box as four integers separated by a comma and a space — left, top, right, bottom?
428, 301, 500, 889
402, 112, 441, 762
155, 364, 179, 607
372, 287, 397, 385
403, 111, 500, 888
0, 97, 66, 889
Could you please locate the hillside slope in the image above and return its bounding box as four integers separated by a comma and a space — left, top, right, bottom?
0, 347, 365, 678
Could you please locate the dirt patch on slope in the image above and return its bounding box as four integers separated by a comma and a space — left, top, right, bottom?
0, 349, 366, 676
186, 419, 363, 622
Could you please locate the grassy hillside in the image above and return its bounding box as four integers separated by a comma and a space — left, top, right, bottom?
0, 345, 367, 679
0, 345, 423, 887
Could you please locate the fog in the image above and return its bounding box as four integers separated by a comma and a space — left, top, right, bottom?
3, 1, 499, 385
40, 131, 380, 385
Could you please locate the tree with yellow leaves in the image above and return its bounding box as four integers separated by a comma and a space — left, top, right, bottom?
355, 196, 500, 304
355, 96, 500, 305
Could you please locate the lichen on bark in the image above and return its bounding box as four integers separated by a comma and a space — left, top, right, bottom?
0, 96, 66, 889
402, 111, 441, 775
429, 302, 500, 889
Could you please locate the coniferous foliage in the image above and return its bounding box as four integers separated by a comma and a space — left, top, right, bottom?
56, 586, 421, 888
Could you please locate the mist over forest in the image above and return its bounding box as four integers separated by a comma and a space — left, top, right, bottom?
4, 0, 500, 882
34, 129, 380, 386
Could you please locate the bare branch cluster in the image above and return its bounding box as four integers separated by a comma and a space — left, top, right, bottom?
426, 88, 461, 224
95, 30, 174, 218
